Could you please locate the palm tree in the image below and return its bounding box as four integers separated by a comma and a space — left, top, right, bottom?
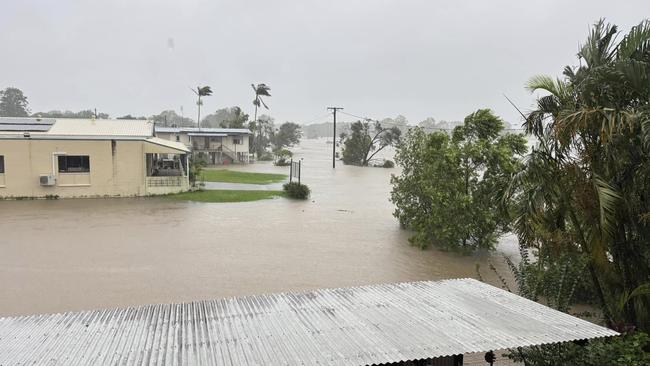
191, 86, 212, 129
506, 19, 650, 331
251, 83, 271, 157
251, 83, 271, 124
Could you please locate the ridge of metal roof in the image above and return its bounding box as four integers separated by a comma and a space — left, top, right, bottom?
0, 278, 618, 365
155, 126, 251, 135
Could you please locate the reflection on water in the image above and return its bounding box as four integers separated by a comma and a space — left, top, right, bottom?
0, 138, 518, 316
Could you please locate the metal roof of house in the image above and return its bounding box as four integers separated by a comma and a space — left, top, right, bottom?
0, 117, 153, 139
187, 132, 228, 137
47, 118, 153, 137
0, 279, 617, 366
155, 126, 251, 135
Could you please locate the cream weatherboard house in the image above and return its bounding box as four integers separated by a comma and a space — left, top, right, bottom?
154, 126, 251, 165
0, 117, 190, 199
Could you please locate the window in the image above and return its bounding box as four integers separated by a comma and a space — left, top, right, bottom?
233, 138, 242, 145
175, 135, 180, 142
0, 155, 4, 174
58, 155, 90, 173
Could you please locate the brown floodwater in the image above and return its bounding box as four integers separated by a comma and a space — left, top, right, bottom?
0, 138, 518, 317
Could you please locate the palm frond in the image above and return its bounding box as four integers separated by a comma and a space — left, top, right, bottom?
198, 86, 212, 96
616, 19, 650, 60
578, 19, 618, 67
592, 175, 621, 239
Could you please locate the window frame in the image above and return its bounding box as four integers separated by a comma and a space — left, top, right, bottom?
58, 155, 91, 174
0, 155, 4, 174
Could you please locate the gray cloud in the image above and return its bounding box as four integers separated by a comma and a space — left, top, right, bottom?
1, 0, 648, 125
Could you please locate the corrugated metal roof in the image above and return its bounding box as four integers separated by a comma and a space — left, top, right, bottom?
47, 119, 153, 137
155, 126, 251, 135
0, 279, 617, 365
0, 118, 153, 139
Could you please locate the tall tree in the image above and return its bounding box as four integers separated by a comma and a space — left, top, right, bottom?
248, 114, 275, 158
220, 106, 249, 128
340, 120, 401, 166
251, 83, 271, 124
272, 122, 302, 150
505, 19, 650, 332
391, 109, 526, 250
251, 84, 272, 157
0, 87, 29, 117
192, 86, 212, 129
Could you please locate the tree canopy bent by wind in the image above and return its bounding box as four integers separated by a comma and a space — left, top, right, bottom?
340, 120, 401, 166
391, 109, 526, 251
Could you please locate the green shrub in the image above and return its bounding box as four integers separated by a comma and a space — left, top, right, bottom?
189, 155, 207, 186
274, 149, 293, 166
283, 182, 310, 199
382, 160, 395, 168
258, 152, 274, 161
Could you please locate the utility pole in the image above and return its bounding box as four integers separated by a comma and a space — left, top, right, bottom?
327, 107, 343, 168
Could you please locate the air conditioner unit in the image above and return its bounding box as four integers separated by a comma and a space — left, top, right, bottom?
39, 175, 56, 186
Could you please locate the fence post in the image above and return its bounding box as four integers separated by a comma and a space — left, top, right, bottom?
298, 160, 301, 184
290, 158, 293, 183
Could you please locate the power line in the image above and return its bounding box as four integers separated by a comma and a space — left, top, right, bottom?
302, 111, 333, 125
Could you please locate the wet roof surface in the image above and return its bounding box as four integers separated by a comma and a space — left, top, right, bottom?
0, 278, 617, 365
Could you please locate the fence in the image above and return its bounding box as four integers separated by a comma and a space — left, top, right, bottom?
289, 159, 301, 184
146, 176, 185, 187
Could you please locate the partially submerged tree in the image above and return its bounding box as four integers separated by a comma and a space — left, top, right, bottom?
251, 84, 272, 157
272, 122, 302, 150
391, 109, 526, 250
273, 149, 293, 166
248, 114, 274, 158
341, 120, 401, 166
0, 87, 29, 117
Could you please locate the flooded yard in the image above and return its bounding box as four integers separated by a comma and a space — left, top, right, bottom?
0, 138, 518, 316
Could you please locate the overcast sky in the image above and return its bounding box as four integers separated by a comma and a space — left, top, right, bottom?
1, 0, 648, 126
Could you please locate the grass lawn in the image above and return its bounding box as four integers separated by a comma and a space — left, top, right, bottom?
166, 190, 285, 203
200, 169, 287, 184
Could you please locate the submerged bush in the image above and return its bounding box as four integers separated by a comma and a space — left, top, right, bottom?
283, 182, 310, 199
258, 152, 274, 161
274, 149, 293, 166
382, 160, 395, 168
